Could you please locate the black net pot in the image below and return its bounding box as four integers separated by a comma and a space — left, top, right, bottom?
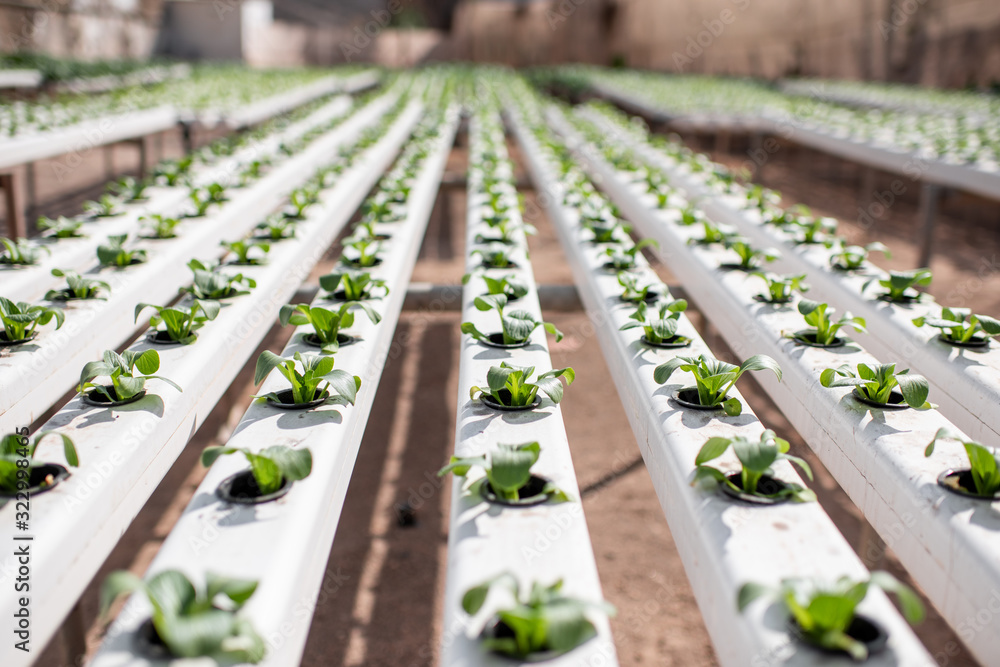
937, 333, 989, 349
0, 464, 70, 498
478, 333, 530, 350
82, 387, 147, 407
481, 390, 542, 412
790, 330, 846, 348
672, 387, 724, 412
851, 388, 908, 410
479, 616, 596, 663
479, 475, 553, 507
718, 472, 792, 506
265, 388, 330, 410
216, 469, 292, 504
937, 469, 1000, 501
787, 615, 888, 658
641, 334, 691, 349
0, 332, 37, 347
301, 332, 357, 350
752, 294, 792, 305
147, 330, 187, 346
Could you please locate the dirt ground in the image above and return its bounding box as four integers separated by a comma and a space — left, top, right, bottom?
35, 114, 999, 667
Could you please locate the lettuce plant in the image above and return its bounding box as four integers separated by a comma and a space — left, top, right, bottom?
278, 302, 380, 353
461, 294, 562, 346
692, 430, 815, 502
183, 259, 256, 300
677, 204, 702, 226
462, 271, 528, 301
830, 242, 890, 272
319, 270, 388, 301
255, 214, 297, 240
97, 235, 146, 268
79, 349, 182, 403
221, 239, 270, 266
790, 300, 866, 346
789, 214, 837, 246
439, 441, 570, 503
45, 269, 109, 301
0, 237, 48, 265
462, 574, 613, 659
285, 187, 317, 219
140, 214, 181, 240
0, 431, 78, 494
654, 354, 782, 416
723, 237, 780, 270
135, 299, 221, 345
617, 272, 662, 302
0, 296, 64, 342
253, 350, 360, 406
582, 217, 629, 244
476, 218, 536, 245
100, 570, 265, 663
111, 176, 149, 202
820, 362, 931, 409
470, 362, 575, 408
912, 307, 1000, 346
38, 215, 83, 239
83, 194, 121, 218
688, 220, 737, 246
620, 298, 689, 345
471, 246, 516, 269
925, 428, 1000, 497
604, 239, 658, 271
864, 268, 932, 303
738, 572, 923, 661
202, 444, 312, 495
187, 187, 213, 217
751, 272, 808, 303
155, 157, 193, 186
341, 236, 382, 267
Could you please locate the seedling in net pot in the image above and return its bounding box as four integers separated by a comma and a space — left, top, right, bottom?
689, 220, 738, 246
677, 204, 703, 226
279, 302, 380, 353
38, 215, 84, 239
0, 296, 64, 343
78, 349, 182, 405
476, 218, 536, 245
620, 298, 689, 346
722, 236, 780, 271
135, 299, 221, 345
654, 354, 782, 416
604, 238, 658, 271
461, 294, 562, 347
738, 573, 923, 661
341, 235, 382, 268
925, 428, 1000, 498
439, 441, 571, 504
789, 213, 838, 246
253, 350, 360, 407
97, 234, 147, 268
254, 214, 297, 241
471, 245, 516, 270
913, 307, 1000, 347
183, 259, 256, 300
0, 237, 48, 265
470, 362, 575, 409
0, 431, 78, 495
462, 573, 614, 660
788, 300, 866, 346
140, 214, 182, 240
284, 186, 318, 220
110, 176, 149, 202
830, 242, 890, 272
221, 239, 270, 266
692, 430, 815, 503
83, 194, 121, 218
100, 570, 266, 663
751, 272, 809, 303
820, 362, 931, 409
864, 268, 932, 303
319, 270, 389, 302
202, 444, 312, 496
45, 269, 109, 301
463, 271, 528, 302
582, 217, 630, 244
154, 157, 193, 187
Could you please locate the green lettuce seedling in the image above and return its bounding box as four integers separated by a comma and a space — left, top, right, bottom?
738, 573, 924, 661
110, 176, 148, 202
154, 157, 193, 186
0, 296, 64, 341
790, 300, 866, 345
471, 246, 516, 269
254, 214, 297, 240
790, 214, 838, 246
462, 271, 528, 301
0, 237, 48, 265
751, 272, 809, 303
583, 217, 630, 244
279, 302, 381, 353
38, 216, 83, 239
45, 269, 110, 301
476, 218, 536, 245
201, 444, 312, 495
925, 428, 1000, 497
462, 573, 614, 660
677, 204, 702, 226
912, 307, 1000, 345
723, 236, 780, 270
341, 236, 382, 267
461, 294, 562, 346
97, 235, 147, 268
692, 430, 815, 502
0, 431, 78, 494
285, 187, 317, 220
620, 298, 689, 345
654, 354, 782, 416
470, 362, 575, 407
135, 299, 221, 345
319, 270, 388, 301
221, 239, 270, 266
439, 441, 570, 502
140, 214, 181, 240
617, 272, 663, 302
820, 362, 931, 409
830, 242, 890, 272
83, 194, 121, 218
604, 238, 658, 271
253, 350, 360, 406
183, 259, 256, 299
100, 570, 266, 662
688, 220, 737, 246
864, 268, 932, 303
78, 349, 182, 403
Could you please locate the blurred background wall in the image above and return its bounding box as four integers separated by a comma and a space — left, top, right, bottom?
1, 0, 998, 87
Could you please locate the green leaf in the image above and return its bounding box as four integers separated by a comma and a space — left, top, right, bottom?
245, 453, 283, 494
896, 373, 930, 408
327, 370, 360, 405
869, 571, 925, 625
254, 351, 287, 386
159, 608, 236, 658
100, 570, 145, 618
737, 582, 771, 612
722, 397, 743, 416
147, 570, 198, 619
134, 349, 161, 376
261, 445, 312, 483
206, 573, 259, 608
738, 354, 782, 382
695, 437, 732, 465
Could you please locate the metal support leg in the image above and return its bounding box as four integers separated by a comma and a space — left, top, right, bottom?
61, 600, 88, 667
917, 183, 941, 269
25, 162, 37, 224
0, 172, 26, 239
